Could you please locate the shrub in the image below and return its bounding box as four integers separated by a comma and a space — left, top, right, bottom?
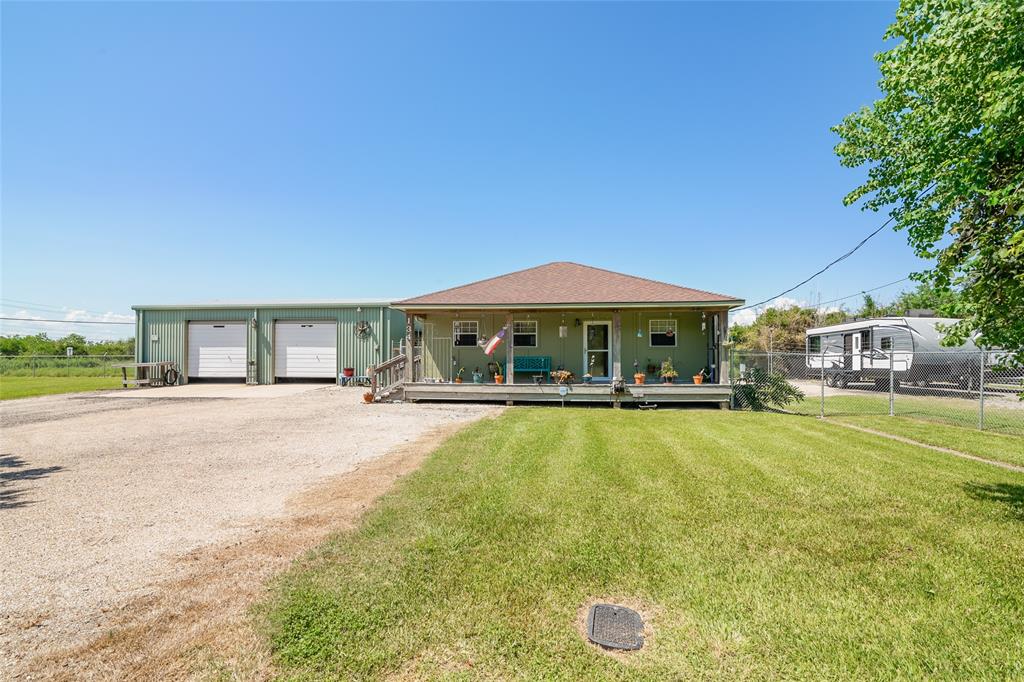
732, 368, 804, 411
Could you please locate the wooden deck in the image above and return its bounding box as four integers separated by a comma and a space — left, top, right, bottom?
401, 382, 731, 406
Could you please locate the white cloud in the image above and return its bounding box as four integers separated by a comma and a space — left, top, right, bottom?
1, 308, 134, 340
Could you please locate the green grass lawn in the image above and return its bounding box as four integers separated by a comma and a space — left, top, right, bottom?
264, 408, 1024, 680
830, 415, 1024, 468
793, 391, 1024, 437
0, 375, 124, 400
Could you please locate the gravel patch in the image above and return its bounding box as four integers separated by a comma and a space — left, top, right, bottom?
0, 387, 498, 677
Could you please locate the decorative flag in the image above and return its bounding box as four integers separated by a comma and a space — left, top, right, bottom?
483, 327, 507, 356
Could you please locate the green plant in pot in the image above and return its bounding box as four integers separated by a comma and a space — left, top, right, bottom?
660, 358, 679, 384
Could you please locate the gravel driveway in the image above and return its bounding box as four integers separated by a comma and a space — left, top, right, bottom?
0, 385, 497, 677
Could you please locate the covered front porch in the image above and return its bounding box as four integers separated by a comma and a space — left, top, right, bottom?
391, 305, 732, 405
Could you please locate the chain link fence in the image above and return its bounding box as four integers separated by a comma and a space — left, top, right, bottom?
0, 355, 135, 378
730, 349, 1024, 436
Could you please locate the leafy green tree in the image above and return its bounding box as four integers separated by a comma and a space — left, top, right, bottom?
731, 305, 845, 351
885, 283, 961, 316
833, 0, 1024, 351
857, 294, 881, 318
0, 333, 134, 356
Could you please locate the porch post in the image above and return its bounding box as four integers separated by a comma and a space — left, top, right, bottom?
505, 312, 514, 385
612, 311, 622, 380
719, 310, 730, 384
403, 314, 415, 383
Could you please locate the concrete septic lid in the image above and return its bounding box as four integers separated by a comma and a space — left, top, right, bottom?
586, 603, 644, 651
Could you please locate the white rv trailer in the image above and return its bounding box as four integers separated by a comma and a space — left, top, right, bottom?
805, 317, 985, 389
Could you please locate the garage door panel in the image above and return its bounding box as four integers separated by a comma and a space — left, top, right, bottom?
188, 324, 247, 379
275, 323, 337, 378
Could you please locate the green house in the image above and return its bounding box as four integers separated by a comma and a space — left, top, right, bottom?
388, 262, 744, 405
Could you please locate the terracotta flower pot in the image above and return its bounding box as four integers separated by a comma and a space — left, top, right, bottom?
633, 373, 646, 385
494, 375, 504, 384
454, 377, 463, 384
693, 375, 703, 385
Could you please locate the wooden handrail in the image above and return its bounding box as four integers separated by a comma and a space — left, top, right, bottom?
368, 353, 408, 397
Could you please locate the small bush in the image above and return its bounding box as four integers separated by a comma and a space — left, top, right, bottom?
732, 368, 805, 411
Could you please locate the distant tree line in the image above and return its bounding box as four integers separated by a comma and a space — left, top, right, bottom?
731, 284, 960, 352
0, 333, 134, 356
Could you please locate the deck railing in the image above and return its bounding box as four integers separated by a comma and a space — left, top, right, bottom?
368, 353, 420, 401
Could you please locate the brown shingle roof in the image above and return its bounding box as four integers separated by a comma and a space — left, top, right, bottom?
395, 262, 743, 308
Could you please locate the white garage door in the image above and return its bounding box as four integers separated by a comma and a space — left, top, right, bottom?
274, 322, 337, 379
187, 323, 247, 379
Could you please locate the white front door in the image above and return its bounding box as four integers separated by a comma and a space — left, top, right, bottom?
583, 321, 611, 381
188, 323, 247, 379
274, 322, 337, 378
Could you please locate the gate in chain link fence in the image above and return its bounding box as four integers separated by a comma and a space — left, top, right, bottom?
0, 355, 135, 378
730, 349, 1024, 436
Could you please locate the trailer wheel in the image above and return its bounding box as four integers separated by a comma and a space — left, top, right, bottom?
837, 374, 850, 388
164, 368, 179, 386
826, 374, 838, 388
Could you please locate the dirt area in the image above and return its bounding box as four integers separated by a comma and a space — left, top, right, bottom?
0, 385, 499, 679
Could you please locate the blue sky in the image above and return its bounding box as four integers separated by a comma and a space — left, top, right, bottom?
1, 1, 919, 339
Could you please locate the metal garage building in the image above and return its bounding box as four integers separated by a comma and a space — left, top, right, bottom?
132, 301, 405, 385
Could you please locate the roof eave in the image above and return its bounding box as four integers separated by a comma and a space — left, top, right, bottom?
132, 300, 395, 311
393, 300, 745, 311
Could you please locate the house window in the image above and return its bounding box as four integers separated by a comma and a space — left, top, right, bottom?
649, 319, 677, 347
808, 335, 821, 353
880, 336, 893, 351
453, 320, 478, 347
513, 320, 538, 347
860, 330, 871, 349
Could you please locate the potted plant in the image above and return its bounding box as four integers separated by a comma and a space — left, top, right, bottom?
472, 367, 483, 384
692, 367, 709, 385
551, 369, 575, 385
660, 358, 679, 384
493, 360, 504, 384
632, 360, 645, 385
455, 367, 465, 384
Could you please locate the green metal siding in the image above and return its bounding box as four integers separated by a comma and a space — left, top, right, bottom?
419, 309, 713, 382
136, 305, 406, 384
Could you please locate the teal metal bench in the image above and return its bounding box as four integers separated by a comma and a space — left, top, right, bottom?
512, 355, 551, 382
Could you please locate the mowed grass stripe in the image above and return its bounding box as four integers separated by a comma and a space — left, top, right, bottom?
264, 408, 1024, 680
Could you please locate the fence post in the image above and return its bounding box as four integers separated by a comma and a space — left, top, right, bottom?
978, 350, 986, 431
820, 349, 825, 419
32, 356, 36, 377
888, 350, 895, 417
67, 356, 71, 377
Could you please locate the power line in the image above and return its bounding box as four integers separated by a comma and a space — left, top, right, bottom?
0, 316, 134, 325
733, 183, 937, 313
808, 277, 911, 310
0, 298, 128, 318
